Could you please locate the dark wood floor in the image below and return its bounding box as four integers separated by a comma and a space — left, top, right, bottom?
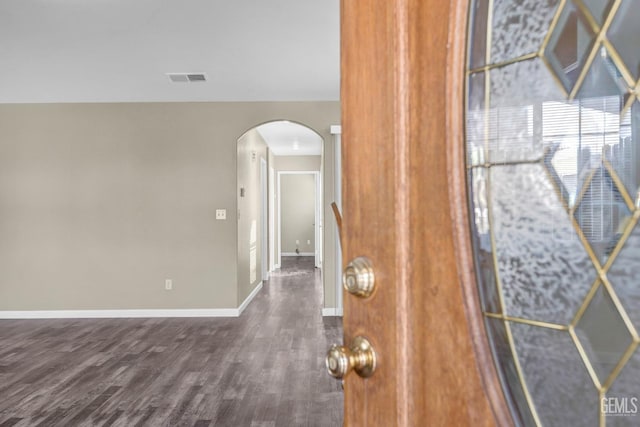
0, 256, 343, 426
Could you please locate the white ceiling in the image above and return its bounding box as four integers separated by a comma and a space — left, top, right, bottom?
256, 121, 322, 156
0, 0, 339, 103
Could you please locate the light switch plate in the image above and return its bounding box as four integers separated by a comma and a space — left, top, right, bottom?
216, 209, 226, 220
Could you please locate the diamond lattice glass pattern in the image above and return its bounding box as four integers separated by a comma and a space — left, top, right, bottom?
545, 48, 627, 208
544, 1, 597, 94
607, 222, 640, 331
575, 285, 634, 384
574, 167, 632, 265
582, 0, 615, 26
606, 100, 640, 204
608, 0, 640, 81
466, 0, 640, 423
578, 47, 628, 99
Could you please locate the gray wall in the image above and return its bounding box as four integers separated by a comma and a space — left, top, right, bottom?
275, 156, 322, 171
0, 101, 340, 311
280, 174, 316, 254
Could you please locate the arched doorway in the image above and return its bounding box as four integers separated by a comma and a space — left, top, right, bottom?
236, 120, 326, 309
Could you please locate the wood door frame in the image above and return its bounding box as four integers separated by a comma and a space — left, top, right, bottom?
340, 0, 512, 425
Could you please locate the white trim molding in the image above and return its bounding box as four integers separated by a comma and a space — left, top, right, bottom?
322, 307, 343, 317
238, 281, 263, 315
0, 282, 265, 320
0, 308, 240, 319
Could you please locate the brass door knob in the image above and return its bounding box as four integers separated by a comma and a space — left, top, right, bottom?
325, 336, 377, 379
343, 257, 375, 297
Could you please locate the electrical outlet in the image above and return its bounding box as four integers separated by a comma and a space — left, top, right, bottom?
307, 240, 311, 245
296, 240, 300, 245
165, 279, 173, 290
216, 209, 226, 220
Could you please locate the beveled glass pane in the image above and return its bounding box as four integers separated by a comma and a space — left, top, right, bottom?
574, 167, 632, 264
491, 164, 596, 324
469, 167, 501, 314
606, 100, 640, 204
607, 349, 640, 425
467, 72, 487, 166
607, 222, 640, 330
608, 0, 640, 80
488, 58, 566, 163
490, 0, 561, 64
510, 323, 599, 426
578, 47, 629, 99
575, 284, 634, 384
545, 50, 626, 208
582, 0, 615, 26
484, 317, 537, 426
468, 0, 490, 69
544, 1, 597, 93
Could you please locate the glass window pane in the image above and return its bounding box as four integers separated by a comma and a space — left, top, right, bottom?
490, 164, 596, 324
608, 0, 640, 80
490, 0, 561, 64
511, 322, 600, 426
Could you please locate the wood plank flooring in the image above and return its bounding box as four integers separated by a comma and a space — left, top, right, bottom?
0, 256, 343, 426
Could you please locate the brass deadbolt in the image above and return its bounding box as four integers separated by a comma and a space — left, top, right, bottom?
325, 336, 377, 379
343, 257, 375, 298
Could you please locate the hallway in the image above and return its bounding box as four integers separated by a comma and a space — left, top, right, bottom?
0, 256, 343, 426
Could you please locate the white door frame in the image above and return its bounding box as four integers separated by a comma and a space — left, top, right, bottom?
331, 125, 343, 314
260, 158, 268, 281
316, 169, 323, 269
276, 171, 322, 268
269, 165, 276, 271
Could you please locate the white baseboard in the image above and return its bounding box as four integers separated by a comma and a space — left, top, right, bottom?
0, 284, 265, 320
282, 252, 315, 256
322, 308, 343, 317
238, 281, 263, 315
0, 308, 240, 319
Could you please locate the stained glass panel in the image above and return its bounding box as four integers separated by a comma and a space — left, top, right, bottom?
466, 0, 640, 424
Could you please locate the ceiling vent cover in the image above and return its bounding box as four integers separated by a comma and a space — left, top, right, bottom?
167, 73, 207, 83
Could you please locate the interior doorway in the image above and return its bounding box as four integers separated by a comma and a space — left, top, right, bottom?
236, 120, 328, 308
276, 171, 322, 268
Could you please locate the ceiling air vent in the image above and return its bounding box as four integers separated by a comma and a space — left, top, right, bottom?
167, 73, 207, 83
187, 74, 206, 82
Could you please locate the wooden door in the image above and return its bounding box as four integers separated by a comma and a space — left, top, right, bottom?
339, 0, 510, 425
